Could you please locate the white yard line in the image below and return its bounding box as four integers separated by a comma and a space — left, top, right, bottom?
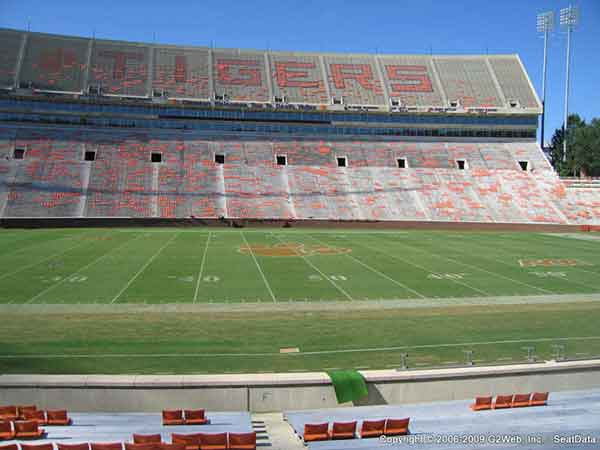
334, 235, 490, 297
1, 335, 599, 359
193, 232, 212, 304
240, 231, 277, 303
272, 234, 353, 301
308, 235, 426, 299
25, 234, 142, 305
393, 237, 554, 295
0, 235, 93, 282
110, 233, 179, 304
458, 236, 600, 292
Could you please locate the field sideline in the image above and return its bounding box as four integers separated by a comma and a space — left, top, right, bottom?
1, 228, 600, 304
1, 227, 600, 374
1, 302, 600, 374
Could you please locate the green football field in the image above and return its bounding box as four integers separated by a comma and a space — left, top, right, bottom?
1, 228, 600, 304
1, 227, 600, 374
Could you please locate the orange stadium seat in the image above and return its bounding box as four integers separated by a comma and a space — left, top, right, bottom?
17, 406, 37, 420
470, 396, 493, 411
303, 423, 329, 442
133, 434, 162, 444
171, 434, 201, 450
20, 444, 54, 450
14, 421, 46, 439
0, 445, 18, 450
530, 392, 549, 407
125, 444, 159, 450
0, 422, 14, 441
159, 444, 185, 450
197, 433, 227, 450
163, 410, 185, 426
512, 393, 532, 408
90, 444, 123, 450
0, 407, 18, 421
22, 410, 47, 425
57, 444, 90, 450
360, 419, 385, 438
493, 395, 514, 409
183, 410, 208, 425
384, 418, 410, 436
227, 432, 256, 450
46, 410, 72, 426
198, 433, 227, 450
329, 421, 357, 440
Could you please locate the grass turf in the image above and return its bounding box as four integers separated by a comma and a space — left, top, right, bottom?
1, 228, 600, 304
1, 227, 599, 374
1, 302, 600, 374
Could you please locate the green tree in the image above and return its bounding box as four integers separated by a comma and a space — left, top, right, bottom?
548, 114, 589, 176
570, 118, 600, 177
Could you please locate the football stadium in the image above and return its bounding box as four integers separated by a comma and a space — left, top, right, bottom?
1, 2, 600, 449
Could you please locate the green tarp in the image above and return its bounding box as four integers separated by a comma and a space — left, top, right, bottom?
327, 370, 369, 404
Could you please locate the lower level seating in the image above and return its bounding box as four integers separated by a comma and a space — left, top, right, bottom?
3, 161, 85, 218
1, 125, 599, 224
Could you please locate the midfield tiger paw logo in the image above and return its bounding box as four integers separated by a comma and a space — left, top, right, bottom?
239, 242, 351, 257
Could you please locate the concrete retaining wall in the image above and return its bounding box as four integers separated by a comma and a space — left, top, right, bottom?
0, 217, 584, 232
1, 360, 599, 412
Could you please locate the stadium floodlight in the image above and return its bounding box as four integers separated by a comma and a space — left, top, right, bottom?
560, 5, 579, 164
536, 11, 554, 151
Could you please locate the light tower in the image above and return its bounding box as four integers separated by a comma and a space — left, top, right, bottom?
536, 11, 554, 151
560, 5, 579, 163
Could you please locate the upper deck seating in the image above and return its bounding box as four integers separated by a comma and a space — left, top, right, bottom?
489, 56, 540, 109
433, 57, 502, 108
152, 47, 210, 100
378, 55, 444, 108
90, 41, 149, 97
212, 50, 270, 103
19, 33, 88, 93
323, 56, 386, 106
269, 53, 328, 105
0, 29, 23, 89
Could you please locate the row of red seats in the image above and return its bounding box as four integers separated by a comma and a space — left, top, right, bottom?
0, 444, 221, 450
0, 406, 71, 426
0, 421, 46, 440
0, 432, 257, 450
0, 406, 37, 421
303, 418, 409, 442
167, 432, 256, 450
161, 410, 208, 426
470, 392, 549, 411
132, 432, 255, 450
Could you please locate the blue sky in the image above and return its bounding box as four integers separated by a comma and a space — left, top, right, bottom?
1, 0, 598, 144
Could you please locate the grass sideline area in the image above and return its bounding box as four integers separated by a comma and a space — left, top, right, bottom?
1, 227, 600, 374
1, 302, 600, 374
